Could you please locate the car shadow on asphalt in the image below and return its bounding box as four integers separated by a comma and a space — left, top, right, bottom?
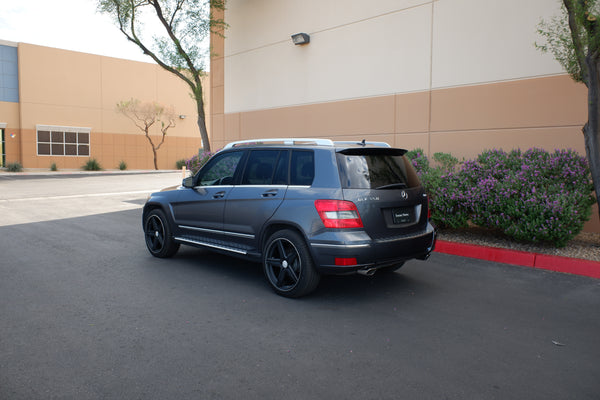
173, 246, 429, 302
0, 207, 432, 304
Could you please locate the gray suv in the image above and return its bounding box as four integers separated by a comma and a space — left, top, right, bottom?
143, 139, 436, 297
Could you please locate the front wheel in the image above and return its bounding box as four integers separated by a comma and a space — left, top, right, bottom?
263, 230, 320, 298
144, 209, 180, 258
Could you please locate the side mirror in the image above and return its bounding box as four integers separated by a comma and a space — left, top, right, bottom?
182, 176, 194, 188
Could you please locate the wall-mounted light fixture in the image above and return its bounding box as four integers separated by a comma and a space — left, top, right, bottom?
179, 115, 186, 119
291, 33, 310, 45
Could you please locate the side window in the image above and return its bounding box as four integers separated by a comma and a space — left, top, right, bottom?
242, 150, 280, 185
197, 151, 243, 186
290, 150, 314, 186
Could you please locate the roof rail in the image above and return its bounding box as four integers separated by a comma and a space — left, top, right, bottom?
333, 140, 391, 148
223, 138, 334, 149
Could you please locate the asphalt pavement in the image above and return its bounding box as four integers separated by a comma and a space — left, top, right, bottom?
1, 172, 599, 399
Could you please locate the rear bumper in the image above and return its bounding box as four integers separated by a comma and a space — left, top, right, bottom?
310, 223, 436, 275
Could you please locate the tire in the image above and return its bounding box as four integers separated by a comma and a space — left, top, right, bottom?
144, 209, 180, 258
378, 262, 405, 274
263, 229, 320, 298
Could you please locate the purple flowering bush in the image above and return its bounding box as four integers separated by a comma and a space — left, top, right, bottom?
406, 149, 470, 229
406, 148, 595, 247
185, 149, 215, 175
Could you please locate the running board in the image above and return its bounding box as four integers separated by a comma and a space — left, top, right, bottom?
174, 236, 248, 255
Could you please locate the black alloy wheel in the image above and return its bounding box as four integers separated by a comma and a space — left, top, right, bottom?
144, 209, 180, 258
263, 230, 320, 297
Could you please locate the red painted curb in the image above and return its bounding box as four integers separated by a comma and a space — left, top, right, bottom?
435, 240, 600, 279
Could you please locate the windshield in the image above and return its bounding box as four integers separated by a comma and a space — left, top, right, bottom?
336, 150, 420, 189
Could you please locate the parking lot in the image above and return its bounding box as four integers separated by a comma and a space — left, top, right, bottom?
1, 172, 599, 399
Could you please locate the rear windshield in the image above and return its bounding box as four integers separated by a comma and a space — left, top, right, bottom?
336, 149, 420, 189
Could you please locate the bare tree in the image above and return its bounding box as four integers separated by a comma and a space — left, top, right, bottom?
98, 0, 227, 152
117, 99, 176, 170
537, 0, 600, 218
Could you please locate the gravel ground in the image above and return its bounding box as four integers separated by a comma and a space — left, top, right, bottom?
438, 228, 600, 262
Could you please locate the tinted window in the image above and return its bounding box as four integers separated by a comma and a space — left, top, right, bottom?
336, 151, 420, 189
290, 150, 314, 186
242, 150, 280, 185
198, 151, 243, 186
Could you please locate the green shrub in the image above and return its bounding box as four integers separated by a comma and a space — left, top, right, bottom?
6, 162, 23, 172
175, 159, 187, 169
118, 160, 127, 170
50, 163, 58, 171
82, 158, 102, 171
406, 149, 469, 229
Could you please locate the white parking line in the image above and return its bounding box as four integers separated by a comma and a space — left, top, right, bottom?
0, 190, 154, 202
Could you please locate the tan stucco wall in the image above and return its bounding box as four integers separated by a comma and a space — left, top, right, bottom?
212, 75, 586, 155
10, 42, 207, 170
0, 101, 21, 164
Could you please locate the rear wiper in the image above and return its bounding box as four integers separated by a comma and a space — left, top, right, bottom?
375, 183, 407, 190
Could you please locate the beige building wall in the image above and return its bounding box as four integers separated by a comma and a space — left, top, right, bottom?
0, 101, 20, 164
7, 42, 206, 170
212, 0, 598, 231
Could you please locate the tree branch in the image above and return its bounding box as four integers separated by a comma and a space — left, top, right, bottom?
113, 0, 197, 91
148, 0, 199, 77
564, 0, 590, 85
169, 0, 185, 28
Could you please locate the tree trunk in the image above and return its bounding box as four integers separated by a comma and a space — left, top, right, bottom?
195, 93, 211, 153
143, 133, 159, 170
152, 147, 158, 170
584, 53, 600, 221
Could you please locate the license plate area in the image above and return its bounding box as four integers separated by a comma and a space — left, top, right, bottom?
392, 207, 415, 224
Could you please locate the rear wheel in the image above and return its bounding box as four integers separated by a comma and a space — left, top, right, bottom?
144, 209, 180, 258
263, 230, 320, 298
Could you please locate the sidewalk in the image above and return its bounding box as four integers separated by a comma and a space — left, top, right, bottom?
0, 168, 183, 176
435, 240, 600, 279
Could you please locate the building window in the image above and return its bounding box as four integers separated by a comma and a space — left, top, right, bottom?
36, 125, 90, 156
0, 44, 19, 103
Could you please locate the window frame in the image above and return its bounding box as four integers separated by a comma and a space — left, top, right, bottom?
241, 149, 287, 186
36, 125, 91, 157
195, 150, 245, 186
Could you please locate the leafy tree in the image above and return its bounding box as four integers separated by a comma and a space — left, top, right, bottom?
117, 98, 176, 169
537, 0, 600, 219
98, 0, 227, 153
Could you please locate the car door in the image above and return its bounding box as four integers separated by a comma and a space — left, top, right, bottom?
171, 150, 245, 236
223, 150, 289, 249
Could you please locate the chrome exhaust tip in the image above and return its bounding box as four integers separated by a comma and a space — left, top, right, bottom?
357, 268, 377, 277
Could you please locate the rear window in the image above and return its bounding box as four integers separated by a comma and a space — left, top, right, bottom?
336, 149, 420, 189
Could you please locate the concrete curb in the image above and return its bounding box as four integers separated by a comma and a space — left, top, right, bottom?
0, 169, 181, 176
435, 240, 600, 279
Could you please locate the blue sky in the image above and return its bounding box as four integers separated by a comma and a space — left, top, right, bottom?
0, 0, 154, 62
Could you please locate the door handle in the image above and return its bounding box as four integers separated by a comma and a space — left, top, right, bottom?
213, 191, 226, 199
261, 189, 278, 197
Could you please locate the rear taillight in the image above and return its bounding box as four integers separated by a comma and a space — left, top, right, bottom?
335, 257, 357, 266
314, 200, 364, 229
